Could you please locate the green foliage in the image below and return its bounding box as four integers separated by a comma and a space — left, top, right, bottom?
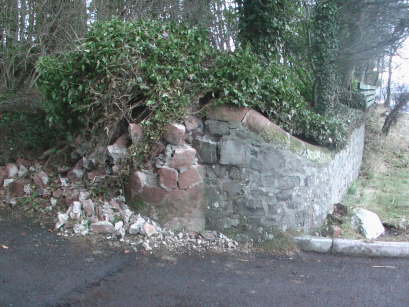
210, 48, 347, 148
37, 19, 347, 152
0, 112, 62, 164
235, 0, 303, 58
312, 0, 340, 114
37, 19, 213, 138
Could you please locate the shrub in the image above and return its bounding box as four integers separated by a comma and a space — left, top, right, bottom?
209, 48, 347, 148
37, 19, 214, 141
37, 19, 348, 152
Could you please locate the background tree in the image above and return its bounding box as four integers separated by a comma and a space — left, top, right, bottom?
382, 85, 409, 135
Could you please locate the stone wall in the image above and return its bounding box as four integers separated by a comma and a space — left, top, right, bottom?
126, 106, 365, 241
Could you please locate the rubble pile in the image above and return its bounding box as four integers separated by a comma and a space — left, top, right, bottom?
0, 160, 238, 254
57, 194, 238, 253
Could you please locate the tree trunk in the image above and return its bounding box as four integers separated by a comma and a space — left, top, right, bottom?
384, 54, 393, 109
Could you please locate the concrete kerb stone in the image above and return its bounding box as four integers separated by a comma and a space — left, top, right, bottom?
294, 236, 333, 253
295, 235, 409, 258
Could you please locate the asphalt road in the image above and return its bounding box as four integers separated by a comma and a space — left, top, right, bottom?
1, 210, 409, 307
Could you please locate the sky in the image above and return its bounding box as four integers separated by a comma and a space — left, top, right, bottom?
392, 39, 409, 85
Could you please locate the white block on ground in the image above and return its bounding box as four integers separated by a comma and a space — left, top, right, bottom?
352, 208, 385, 240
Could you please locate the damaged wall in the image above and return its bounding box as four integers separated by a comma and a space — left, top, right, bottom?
126, 106, 365, 241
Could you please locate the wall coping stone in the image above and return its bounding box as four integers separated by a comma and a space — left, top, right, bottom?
207, 106, 337, 163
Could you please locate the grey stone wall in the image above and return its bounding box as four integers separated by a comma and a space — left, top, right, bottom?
193, 117, 365, 241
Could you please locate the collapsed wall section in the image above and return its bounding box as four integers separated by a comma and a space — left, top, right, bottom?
126, 106, 365, 241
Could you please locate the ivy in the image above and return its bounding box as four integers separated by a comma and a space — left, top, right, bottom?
312, 0, 340, 114
37, 19, 348, 154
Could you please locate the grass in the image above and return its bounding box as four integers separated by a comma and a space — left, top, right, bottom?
341, 106, 409, 238
254, 231, 299, 255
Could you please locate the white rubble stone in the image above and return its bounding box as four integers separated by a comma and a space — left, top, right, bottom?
121, 208, 134, 224
115, 221, 126, 239
55, 213, 69, 229
70, 201, 82, 220
107, 144, 128, 164
352, 208, 385, 240
73, 220, 89, 236
23, 184, 32, 195
59, 176, 69, 187
79, 191, 90, 201
6, 163, 18, 178
50, 197, 58, 207
129, 215, 146, 235
18, 165, 28, 178
3, 178, 15, 187
82, 199, 95, 217
143, 241, 152, 251
143, 223, 159, 237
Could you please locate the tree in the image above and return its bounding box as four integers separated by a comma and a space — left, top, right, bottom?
382, 85, 409, 135
335, 0, 409, 89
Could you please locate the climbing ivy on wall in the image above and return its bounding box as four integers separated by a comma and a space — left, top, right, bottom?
235, 0, 302, 59
312, 0, 340, 114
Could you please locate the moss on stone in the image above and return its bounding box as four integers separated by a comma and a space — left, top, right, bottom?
260, 126, 290, 146
289, 137, 306, 156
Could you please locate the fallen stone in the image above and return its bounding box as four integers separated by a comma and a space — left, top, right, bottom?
55, 213, 69, 229
3, 179, 15, 187
82, 199, 95, 217
87, 169, 106, 182
200, 231, 218, 241
107, 141, 128, 164
67, 160, 84, 181
121, 208, 134, 224
82, 157, 96, 171
5, 163, 18, 178
79, 191, 90, 201
90, 221, 115, 234
33, 171, 49, 187
352, 208, 385, 240
129, 215, 146, 234
164, 123, 186, 145
109, 199, 122, 211
18, 165, 28, 178
6, 179, 30, 198
73, 220, 89, 236
50, 198, 58, 207
143, 222, 159, 237
70, 201, 82, 220
115, 221, 125, 239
